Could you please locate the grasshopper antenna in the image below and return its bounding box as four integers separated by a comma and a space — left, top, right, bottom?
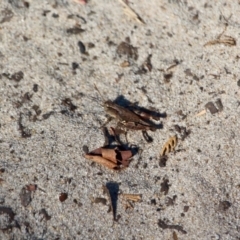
94, 84, 106, 103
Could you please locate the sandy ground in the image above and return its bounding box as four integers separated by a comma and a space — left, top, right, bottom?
0, 0, 240, 239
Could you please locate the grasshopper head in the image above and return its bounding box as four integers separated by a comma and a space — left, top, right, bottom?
104, 100, 114, 108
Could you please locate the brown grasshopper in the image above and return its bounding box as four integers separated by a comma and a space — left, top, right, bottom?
94, 85, 161, 141
103, 100, 157, 131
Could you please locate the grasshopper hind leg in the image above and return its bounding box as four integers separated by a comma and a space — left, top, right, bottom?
100, 116, 113, 128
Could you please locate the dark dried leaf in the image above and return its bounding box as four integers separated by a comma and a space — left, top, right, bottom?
59, 193, 68, 202
85, 146, 132, 170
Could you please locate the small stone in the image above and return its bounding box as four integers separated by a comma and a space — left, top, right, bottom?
205, 102, 218, 114
78, 41, 86, 54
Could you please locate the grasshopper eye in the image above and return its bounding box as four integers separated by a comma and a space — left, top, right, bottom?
105, 100, 111, 106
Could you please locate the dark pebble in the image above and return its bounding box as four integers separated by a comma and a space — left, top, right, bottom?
78, 41, 86, 54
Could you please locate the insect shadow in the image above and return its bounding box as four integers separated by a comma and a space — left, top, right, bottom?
112, 95, 166, 128
105, 182, 120, 221
109, 95, 165, 142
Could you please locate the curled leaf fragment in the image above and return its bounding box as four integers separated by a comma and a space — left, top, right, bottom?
160, 136, 178, 156
84, 146, 132, 170
121, 193, 142, 202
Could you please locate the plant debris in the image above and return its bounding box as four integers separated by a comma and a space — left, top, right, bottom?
158, 219, 187, 234
121, 193, 142, 202
66, 26, 85, 35
195, 109, 206, 117
84, 146, 133, 170
120, 193, 142, 210
204, 35, 236, 47
116, 41, 138, 60
92, 197, 107, 205
118, 0, 145, 24
160, 136, 178, 156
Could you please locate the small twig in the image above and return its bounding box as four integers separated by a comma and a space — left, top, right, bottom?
204, 35, 236, 46
118, 0, 145, 24
195, 109, 206, 117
